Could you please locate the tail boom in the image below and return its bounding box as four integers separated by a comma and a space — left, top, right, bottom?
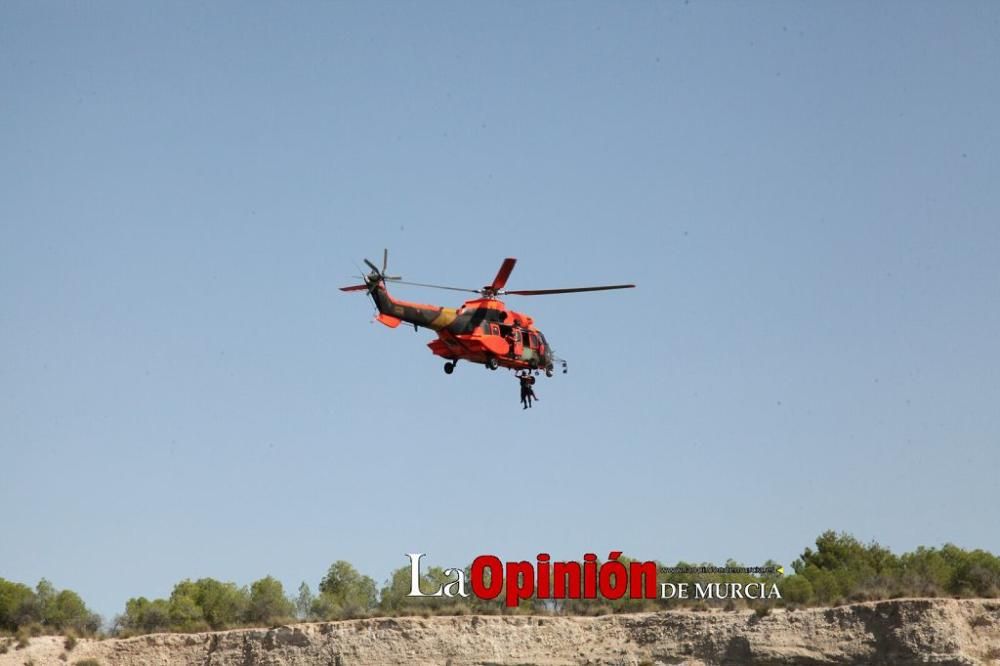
370, 283, 458, 331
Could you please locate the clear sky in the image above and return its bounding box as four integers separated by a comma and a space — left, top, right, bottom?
2, 1, 998, 623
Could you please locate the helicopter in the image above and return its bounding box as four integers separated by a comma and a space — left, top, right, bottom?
340, 250, 635, 377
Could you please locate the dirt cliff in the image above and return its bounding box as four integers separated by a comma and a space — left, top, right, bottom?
4, 599, 999, 666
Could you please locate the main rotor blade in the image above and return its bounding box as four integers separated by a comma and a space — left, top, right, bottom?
364, 258, 380, 273
503, 284, 636, 296
489, 258, 517, 291
390, 280, 482, 294
382, 248, 388, 273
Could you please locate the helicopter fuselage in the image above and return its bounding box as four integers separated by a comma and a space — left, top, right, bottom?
367, 282, 556, 373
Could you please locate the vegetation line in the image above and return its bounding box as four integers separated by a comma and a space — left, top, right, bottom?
1, 531, 998, 639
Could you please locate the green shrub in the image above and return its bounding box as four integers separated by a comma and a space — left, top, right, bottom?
780, 575, 813, 604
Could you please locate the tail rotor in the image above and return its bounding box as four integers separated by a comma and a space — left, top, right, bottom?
340, 248, 401, 292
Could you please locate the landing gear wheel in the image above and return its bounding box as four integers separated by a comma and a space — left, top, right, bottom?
444, 362, 455, 374
546, 369, 554, 377
485, 357, 499, 370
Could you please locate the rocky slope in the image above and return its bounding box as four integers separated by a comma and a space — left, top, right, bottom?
3, 599, 999, 666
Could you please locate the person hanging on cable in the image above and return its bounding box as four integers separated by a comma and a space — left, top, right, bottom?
518, 370, 534, 409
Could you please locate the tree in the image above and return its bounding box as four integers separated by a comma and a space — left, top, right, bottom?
46, 589, 99, 633
378, 564, 463, 614
316, 561, 377, 619
945, 547, 1000, 597
33, 579, 57, 625
899, 546, 951, 596
247, 576, 294, 624
0, 579, 34, 631
793, 531, 900, 601
0, 579, 98, 634
379, 566, 415, 613
169, 578, 248, 630
295, 582, 315, 620
119, 597, 171, 634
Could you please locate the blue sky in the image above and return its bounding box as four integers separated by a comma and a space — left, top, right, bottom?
2, 2, 998, 622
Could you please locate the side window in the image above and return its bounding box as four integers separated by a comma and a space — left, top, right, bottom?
528, 333, 539, 349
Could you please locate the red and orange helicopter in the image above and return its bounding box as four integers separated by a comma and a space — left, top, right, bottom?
341, 250, 635, 377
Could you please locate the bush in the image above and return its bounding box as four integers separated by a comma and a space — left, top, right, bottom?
780, 575, 813, 604
64, 633, 78, 651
